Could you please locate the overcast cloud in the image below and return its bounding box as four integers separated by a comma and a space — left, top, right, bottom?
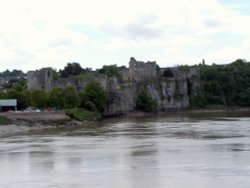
0, 0, 249, 71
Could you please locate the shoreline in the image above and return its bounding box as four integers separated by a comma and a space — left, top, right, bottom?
1, 107, 250, 137
122, 107, 250, 118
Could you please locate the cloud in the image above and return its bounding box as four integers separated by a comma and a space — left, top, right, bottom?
102, 14, 164, 41
123, 23, 163, 40
203, 19, 222, 28
0, 0, 250, 71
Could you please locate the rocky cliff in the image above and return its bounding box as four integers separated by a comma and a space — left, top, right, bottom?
27, 58, 200, 116
104, 68, 200, 116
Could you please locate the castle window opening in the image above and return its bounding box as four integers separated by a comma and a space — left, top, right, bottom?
180, 94, 184, 99
163, 69, 174, 78
168, 96, 171, 102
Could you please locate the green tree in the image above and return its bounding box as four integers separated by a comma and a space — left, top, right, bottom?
195, 59, 250, 107
189, 89, 206, 108
79, 81, 107, 113
0, 69, 25, 77
52, 69, 60, 80
136, 90, 158, 112
63, 87, 80, 108
239, 88, 250, 106
99, 65, 121, 79
60, 62, 85, 78
30, 90, 48, 109
0, 91, 7, 99
48, 87, 65, 109
5, 80, 30, 110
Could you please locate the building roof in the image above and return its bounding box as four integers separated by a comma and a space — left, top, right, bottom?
0, 99, 17, 106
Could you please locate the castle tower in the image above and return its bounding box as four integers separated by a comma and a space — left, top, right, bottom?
128, 57, 157, 81
27, 68, 53, 90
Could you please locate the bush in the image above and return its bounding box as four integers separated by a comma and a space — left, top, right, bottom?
79, 81, 107, 113
63, 87, 80, 108
136, 90, 158, 112
83, 101, 97, 112
189, 89, 206, 108
48, 87, 65, 109
0, 115, 11, 125
30, 90, 48, 109
65, 108, 100, 120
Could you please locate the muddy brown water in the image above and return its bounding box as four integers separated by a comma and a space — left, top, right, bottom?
0, 111, 250, 188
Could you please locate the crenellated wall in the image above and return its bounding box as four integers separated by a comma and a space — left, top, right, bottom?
122, 57, 157, 82
27, 68, 53, 90
51, 75, 107, 92
27, 58, 200, 115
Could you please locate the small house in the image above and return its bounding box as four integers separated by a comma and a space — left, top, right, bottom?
0, 99, 17, 112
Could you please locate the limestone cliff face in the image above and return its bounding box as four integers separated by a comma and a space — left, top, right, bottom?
52, 75, 107, 92
104, 78, 136, 116
27, 58, 200, 115
159, 79, 189, 109
104, 68, 200, 115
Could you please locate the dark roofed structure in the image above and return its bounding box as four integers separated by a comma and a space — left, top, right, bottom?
0, 99, 17, 112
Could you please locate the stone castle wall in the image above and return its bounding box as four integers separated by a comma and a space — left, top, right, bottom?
27, 58, 200, 115
122, 57, 157, 82
51, 75, 107, 92
28, 68, 107, 92
27, 68, 53, 90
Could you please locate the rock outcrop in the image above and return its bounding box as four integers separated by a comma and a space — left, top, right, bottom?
27, 58, 200, 116
104, 67, 199, 116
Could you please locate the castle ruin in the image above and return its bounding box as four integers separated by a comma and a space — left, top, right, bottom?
27, 57, 200, 114
28, 57, 159, 91
121, 57, 157, 82
27, 68, 53, 90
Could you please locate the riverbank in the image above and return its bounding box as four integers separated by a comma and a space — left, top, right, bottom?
123, 107, 250, 118
1, 107, 250, 137
0, 111, 81, 137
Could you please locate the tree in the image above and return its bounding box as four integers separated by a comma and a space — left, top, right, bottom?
30, 90, 48, 109
99, 65, 121, 79
48, 87, 65, 109
239, 88, 250, 106
79, 81, 107, 113
189, 89, 206, 108
136, 90, 158, 112
194, 60, 250, 107
0, 69, 25, 77
0, 91, 7, 99
5, 80, 30, 110
60, 62, 85, 78
63, 87, 80, 108
52, 69, 60, 80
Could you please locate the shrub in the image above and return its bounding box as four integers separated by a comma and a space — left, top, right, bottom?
63, 87, 80, 108
79, 81, 106, 113
136, 90, 158, 112
65, 108, 100, 121
0, 115, 11, 125
83, 101, 97, 112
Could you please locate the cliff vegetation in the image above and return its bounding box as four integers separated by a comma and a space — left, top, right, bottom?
1, 59, 250, 121
190, 59, 250, 108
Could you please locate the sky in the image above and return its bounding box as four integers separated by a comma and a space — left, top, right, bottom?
0, 0, 250, 72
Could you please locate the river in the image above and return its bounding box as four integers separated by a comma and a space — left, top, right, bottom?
0, 111, 250, 188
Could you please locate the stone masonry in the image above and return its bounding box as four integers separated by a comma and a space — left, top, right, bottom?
27, 58, 200, 115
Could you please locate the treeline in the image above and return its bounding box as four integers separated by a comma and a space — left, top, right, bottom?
0, 69, 26, 78
190, 59, 250, 108
0, 62, 122, 79
0, 80, 106, 114
56, 62, 122, 79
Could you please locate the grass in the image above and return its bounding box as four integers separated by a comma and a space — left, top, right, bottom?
205, 105, 228, 109
65, 108, 101, 121
72, 73, 100, 80
0, 115, 12, 125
